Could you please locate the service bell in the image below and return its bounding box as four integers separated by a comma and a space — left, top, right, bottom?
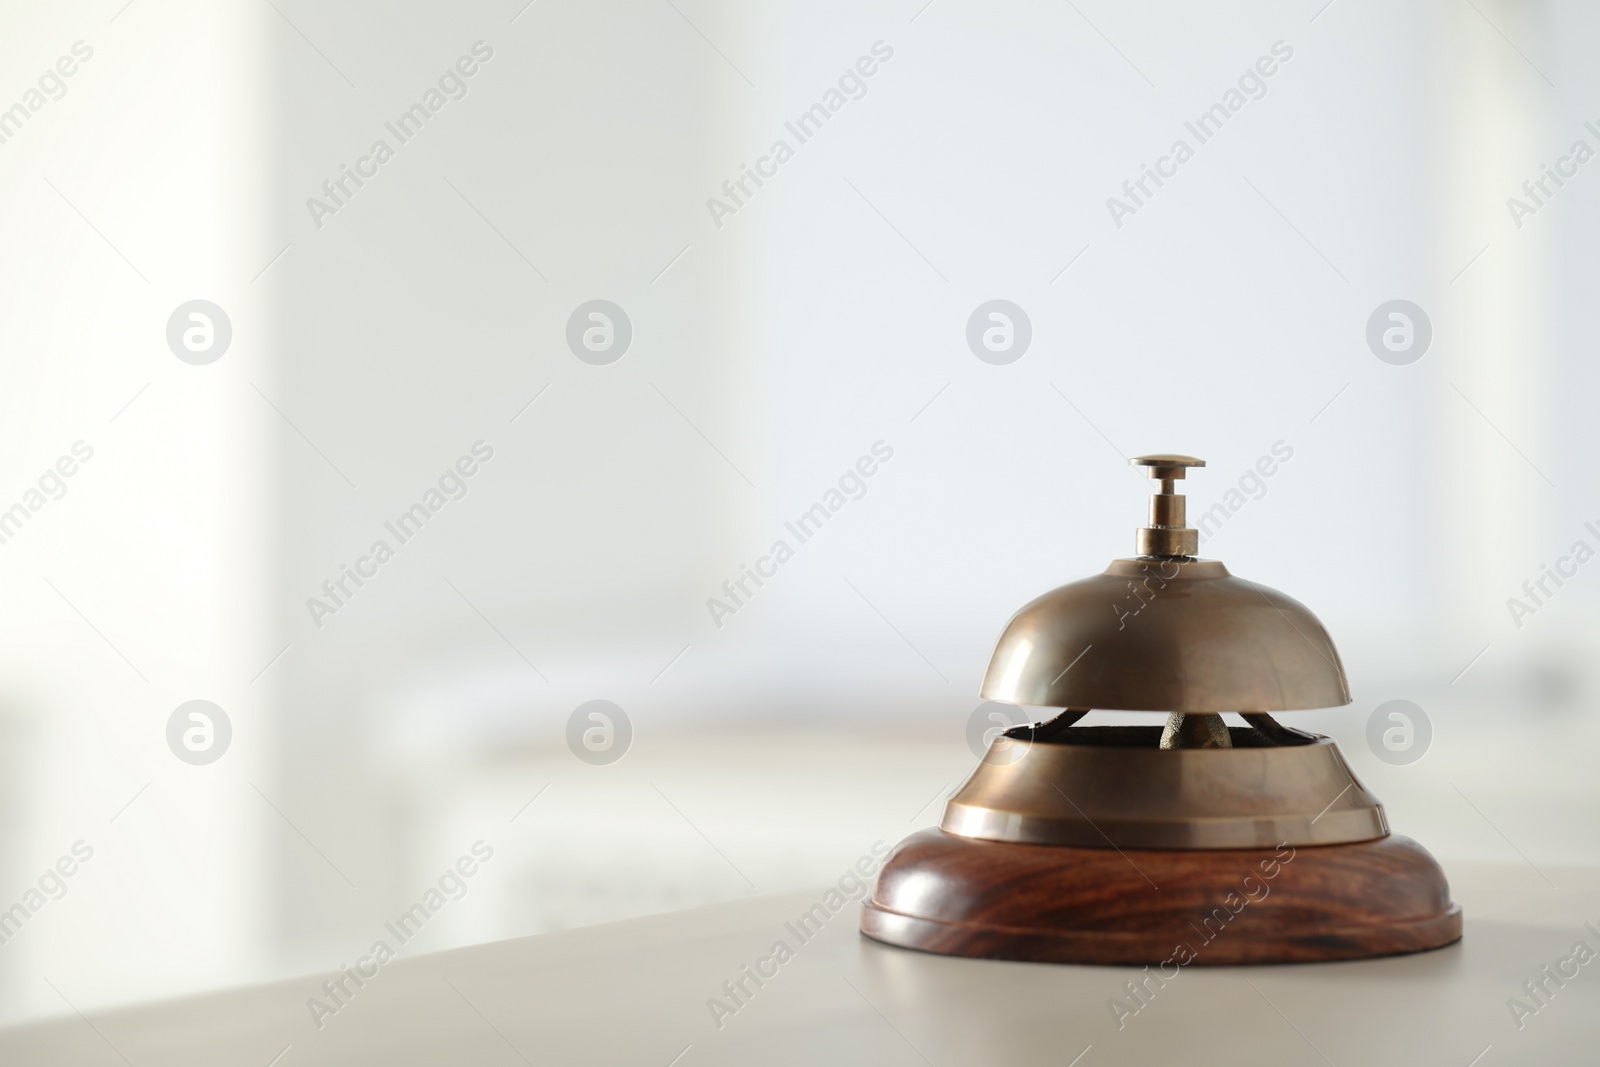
862, 455, 1461, 964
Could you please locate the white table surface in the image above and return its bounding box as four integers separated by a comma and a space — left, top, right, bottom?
2, 860, 1597, 1065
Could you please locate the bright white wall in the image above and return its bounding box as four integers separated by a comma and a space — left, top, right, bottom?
0, 0, 275, 1024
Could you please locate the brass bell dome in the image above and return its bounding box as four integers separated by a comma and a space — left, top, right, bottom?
980, 454, 1351, 713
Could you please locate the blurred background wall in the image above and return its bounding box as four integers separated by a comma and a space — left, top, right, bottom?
0, 0, 1597, 1027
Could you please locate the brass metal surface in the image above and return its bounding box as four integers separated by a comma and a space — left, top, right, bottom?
1136, 527, 1198, 558
941, 726, 1386, 849
1131, 453, 1204, 558
981, 453, 1351, 711
980, 558, 1351, 711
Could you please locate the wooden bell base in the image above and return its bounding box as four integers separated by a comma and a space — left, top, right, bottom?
861, 829, 1462, 965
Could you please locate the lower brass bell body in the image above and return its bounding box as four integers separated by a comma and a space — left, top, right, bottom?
941, 720, 1386, 850
861, 453, 1462, 965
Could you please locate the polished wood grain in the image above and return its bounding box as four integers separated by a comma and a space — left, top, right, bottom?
861, 829, 1461, 965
